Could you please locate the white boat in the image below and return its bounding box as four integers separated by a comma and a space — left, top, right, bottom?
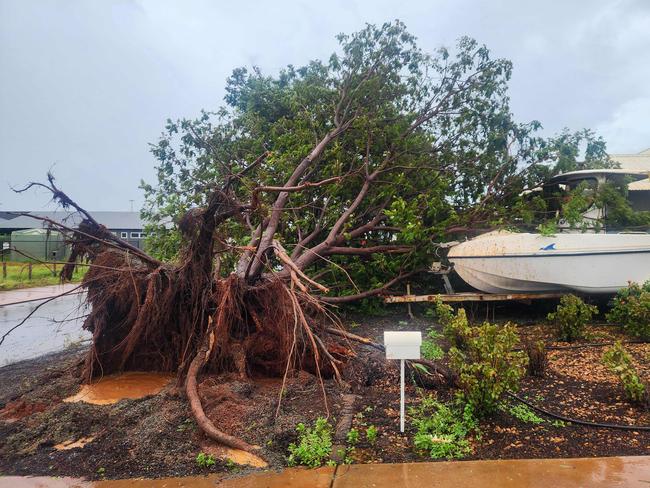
447, 170, 650, 295
447, 231, 650, 294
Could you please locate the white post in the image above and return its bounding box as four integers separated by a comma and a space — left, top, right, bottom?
400, 358, 405, 433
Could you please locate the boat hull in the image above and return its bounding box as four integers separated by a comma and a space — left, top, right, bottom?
447, 232, 650, 294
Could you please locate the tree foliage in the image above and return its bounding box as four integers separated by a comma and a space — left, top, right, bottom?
140, 21, 622, 301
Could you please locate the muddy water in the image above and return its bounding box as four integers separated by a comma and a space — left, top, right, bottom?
63, 372, 174, 405
0, 293, 89, 365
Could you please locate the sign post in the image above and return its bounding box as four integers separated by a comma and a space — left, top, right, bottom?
383, 331, 422, 433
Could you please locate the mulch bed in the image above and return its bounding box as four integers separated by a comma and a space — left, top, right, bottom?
0, 306, 648, 480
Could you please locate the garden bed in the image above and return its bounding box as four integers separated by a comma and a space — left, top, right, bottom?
0, 307, 648, 480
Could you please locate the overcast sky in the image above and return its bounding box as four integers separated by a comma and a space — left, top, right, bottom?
1, 0, 649, 211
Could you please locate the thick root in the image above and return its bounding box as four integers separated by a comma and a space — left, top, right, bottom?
186, 344, 258, 453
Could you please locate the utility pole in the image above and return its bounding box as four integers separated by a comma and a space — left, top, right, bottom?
129, 200, 134, 212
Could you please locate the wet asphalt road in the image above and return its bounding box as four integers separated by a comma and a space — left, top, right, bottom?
0, 293, 90, 366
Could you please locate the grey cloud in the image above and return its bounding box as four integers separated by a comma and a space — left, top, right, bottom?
1, 0, 649, 210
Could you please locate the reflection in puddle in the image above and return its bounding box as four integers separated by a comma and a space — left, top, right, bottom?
63, 372, 174, 405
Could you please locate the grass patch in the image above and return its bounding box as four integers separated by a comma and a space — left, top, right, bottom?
0, 261, 87, 291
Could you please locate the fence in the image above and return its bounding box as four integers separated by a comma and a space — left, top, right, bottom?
0, 236, 143, 287
1, 237, 145, 263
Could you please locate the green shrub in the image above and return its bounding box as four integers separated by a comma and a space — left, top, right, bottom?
287, 417, 333, 468
607, 281, 650, 340
410, 395, 478, 460
445, 313, 527, 416
602, 342, 647, 404
547, 295, 598, 342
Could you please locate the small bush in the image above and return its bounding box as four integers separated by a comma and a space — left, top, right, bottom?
606, 281, 650, 341
525, 340, 547, 377
547, 295, 598, 342
602, 342, 648, 405
410, 395, 478, 460
287, 417, 333, 468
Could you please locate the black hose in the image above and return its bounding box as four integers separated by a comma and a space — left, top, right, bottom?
506, 391, 650, 431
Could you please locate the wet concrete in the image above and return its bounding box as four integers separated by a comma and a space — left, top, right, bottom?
1, 457, 648, 488
63, 372, 174, 405
0, 293, 89, 365
332, 456, 650, 487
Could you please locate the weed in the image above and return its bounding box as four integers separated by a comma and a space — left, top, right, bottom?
287, 417, 333, 468
410, 395, 478, 460
176, 418, 194, 432
225, 459, 240, 472
366, 425, 378, 445
547, 295, 598, 342
196, 452, 216, 469
96, 467, 106, 479
501, 402, 545, 424
421, 329, 444, 360
346, 428, 360, 446
551, 420, 568, 428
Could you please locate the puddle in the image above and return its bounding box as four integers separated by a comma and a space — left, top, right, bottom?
54, 437, 95, 451
201, 444, 268, 468
63, 372, 174, 405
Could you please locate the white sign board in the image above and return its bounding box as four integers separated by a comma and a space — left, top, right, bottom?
384, 330, 422, 433
384, 331, 422, 360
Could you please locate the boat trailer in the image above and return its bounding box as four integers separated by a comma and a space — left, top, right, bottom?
383, 261, 566, 304
384, 292, 566, 304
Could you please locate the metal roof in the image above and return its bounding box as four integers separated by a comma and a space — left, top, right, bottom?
0, 211, 144, 230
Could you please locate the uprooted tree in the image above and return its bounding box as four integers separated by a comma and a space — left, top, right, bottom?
12, 22, 616, 452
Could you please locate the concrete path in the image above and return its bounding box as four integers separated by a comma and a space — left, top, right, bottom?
0, 283, 82, 306
2, 456, 649, 487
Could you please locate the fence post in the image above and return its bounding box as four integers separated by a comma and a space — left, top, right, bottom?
28, 262, 32, 280
2, 261, 6, 279
52, 262, 57, 277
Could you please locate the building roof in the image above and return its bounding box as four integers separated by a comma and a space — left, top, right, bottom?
0, 211, 144, 230
610, 148, 650, 190
548, 168, 648, 184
